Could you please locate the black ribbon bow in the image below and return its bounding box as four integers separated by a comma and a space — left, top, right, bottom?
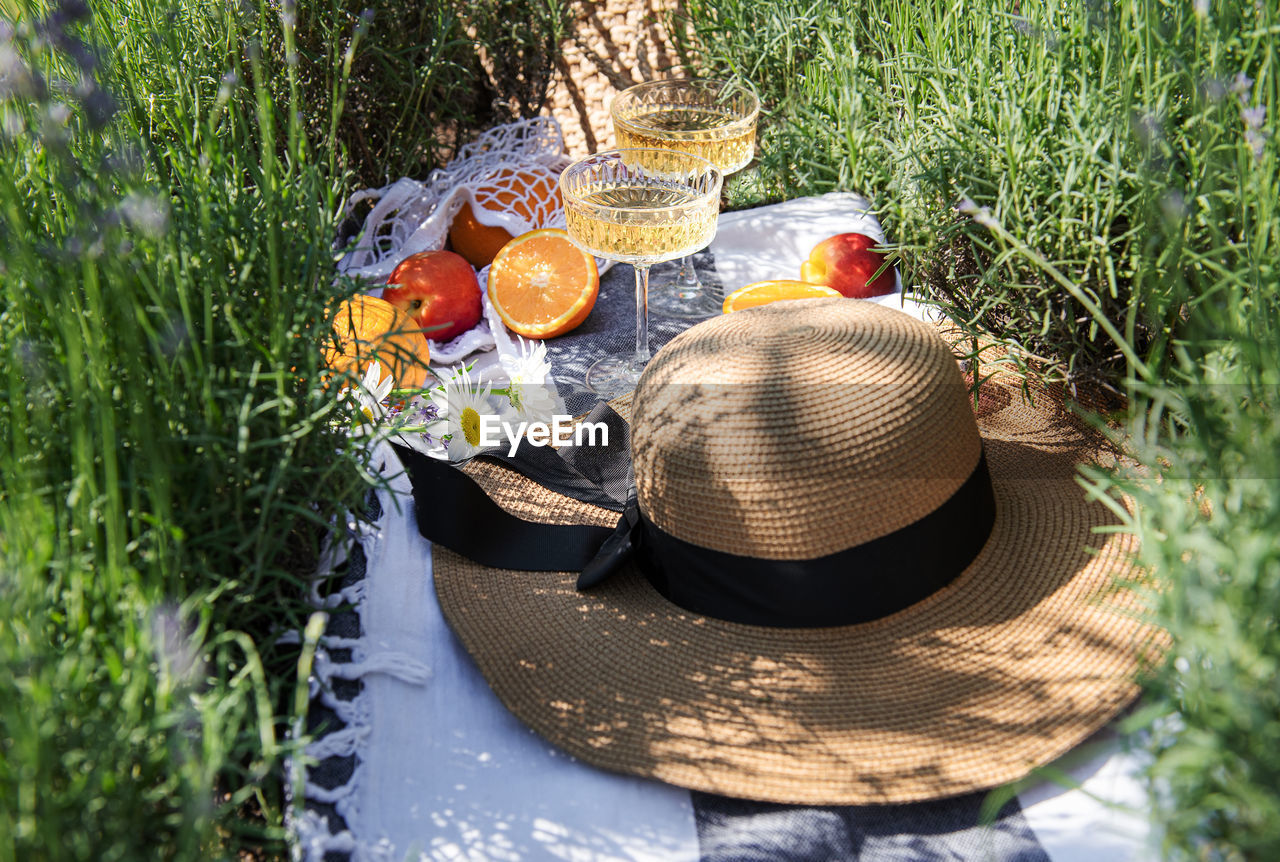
577, 490, 642, 589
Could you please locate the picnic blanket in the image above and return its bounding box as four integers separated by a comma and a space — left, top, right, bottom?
295, 194, 1158, 861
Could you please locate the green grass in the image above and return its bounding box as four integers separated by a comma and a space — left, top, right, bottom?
673, 0, 1279, 856
1, 0, 571, 855
1, 0, 422, 857
676, 0, 1273, 394
292, 0, 570, 189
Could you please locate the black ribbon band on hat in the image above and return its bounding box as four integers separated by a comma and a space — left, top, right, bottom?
581, 452, 997, 627
391, 402, 996, 628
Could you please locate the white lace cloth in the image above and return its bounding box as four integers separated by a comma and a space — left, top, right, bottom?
293, 193, 1158, 861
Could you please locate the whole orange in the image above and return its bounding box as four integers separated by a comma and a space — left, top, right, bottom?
448, 206, 514, 271
324, 294, 431, 391
448, 167, 563, 269
383, 250, 483, 343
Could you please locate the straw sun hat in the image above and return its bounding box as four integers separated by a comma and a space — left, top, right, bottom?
396, 299, 1157, 805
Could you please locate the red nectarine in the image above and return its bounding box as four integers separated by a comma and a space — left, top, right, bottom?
383, 250, 483, 343
800, 233, 896, 299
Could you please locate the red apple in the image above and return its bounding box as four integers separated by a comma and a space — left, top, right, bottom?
800, 233, 896, 298
383, 250, 483, 343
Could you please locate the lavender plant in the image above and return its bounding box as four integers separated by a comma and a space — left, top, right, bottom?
290, 0, 570, 189
674, 0, 1280, 856
1, 0, 372, 856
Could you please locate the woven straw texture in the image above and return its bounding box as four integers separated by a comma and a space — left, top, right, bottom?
433, 300, 1157, 805
632, 301, 983, 558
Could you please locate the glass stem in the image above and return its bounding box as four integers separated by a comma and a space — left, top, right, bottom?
633, 263, 650, 369
673, 254, 702, 299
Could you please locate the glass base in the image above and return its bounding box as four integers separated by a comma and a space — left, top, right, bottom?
585, 355, 645, 398
647, 282, 721, 320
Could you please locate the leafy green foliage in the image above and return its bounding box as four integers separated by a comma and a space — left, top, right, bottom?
1085, 41, 1280, 852
673, 0, 1274, 396
0, 0, 570, 853
0, 0, 372, 857
676, 0, 1280, 856
292, 0, 570, 189
1, 0, 569, 854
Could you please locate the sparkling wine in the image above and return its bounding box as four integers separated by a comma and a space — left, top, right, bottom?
614, 105, 756, 174
559, 146, 722, 396
563, 181, 718, 264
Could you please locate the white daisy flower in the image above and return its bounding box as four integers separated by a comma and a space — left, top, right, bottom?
500, 336, 558, 421
340, 361, 393, 437
429, 365, 497, 461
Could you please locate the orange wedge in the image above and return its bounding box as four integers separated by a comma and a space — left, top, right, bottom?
487, 229, 599, 338
722, 280, 842, 314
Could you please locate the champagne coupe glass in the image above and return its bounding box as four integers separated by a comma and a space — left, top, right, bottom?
560, 148, 723, 397
611, 78, 759, 320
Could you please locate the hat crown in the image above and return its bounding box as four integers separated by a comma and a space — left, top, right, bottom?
631, 300, 982, 559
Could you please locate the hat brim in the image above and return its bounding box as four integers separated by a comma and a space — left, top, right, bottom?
432, 362, 1159, 805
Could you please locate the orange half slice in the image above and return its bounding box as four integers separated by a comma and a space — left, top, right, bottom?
722, 280, 842, 314
487, 229, 600, 338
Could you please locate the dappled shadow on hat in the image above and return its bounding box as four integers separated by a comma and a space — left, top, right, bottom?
434, 431, 1152, 806
632, 302, 987, 560
969, 376, 1014, 418
431, 301, 1155, 805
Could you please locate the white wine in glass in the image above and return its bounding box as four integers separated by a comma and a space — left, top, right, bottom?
560, 148, 722, 397
611, 79, 759, 319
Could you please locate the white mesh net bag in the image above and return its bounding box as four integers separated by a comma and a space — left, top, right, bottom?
336, 117, 582, 365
